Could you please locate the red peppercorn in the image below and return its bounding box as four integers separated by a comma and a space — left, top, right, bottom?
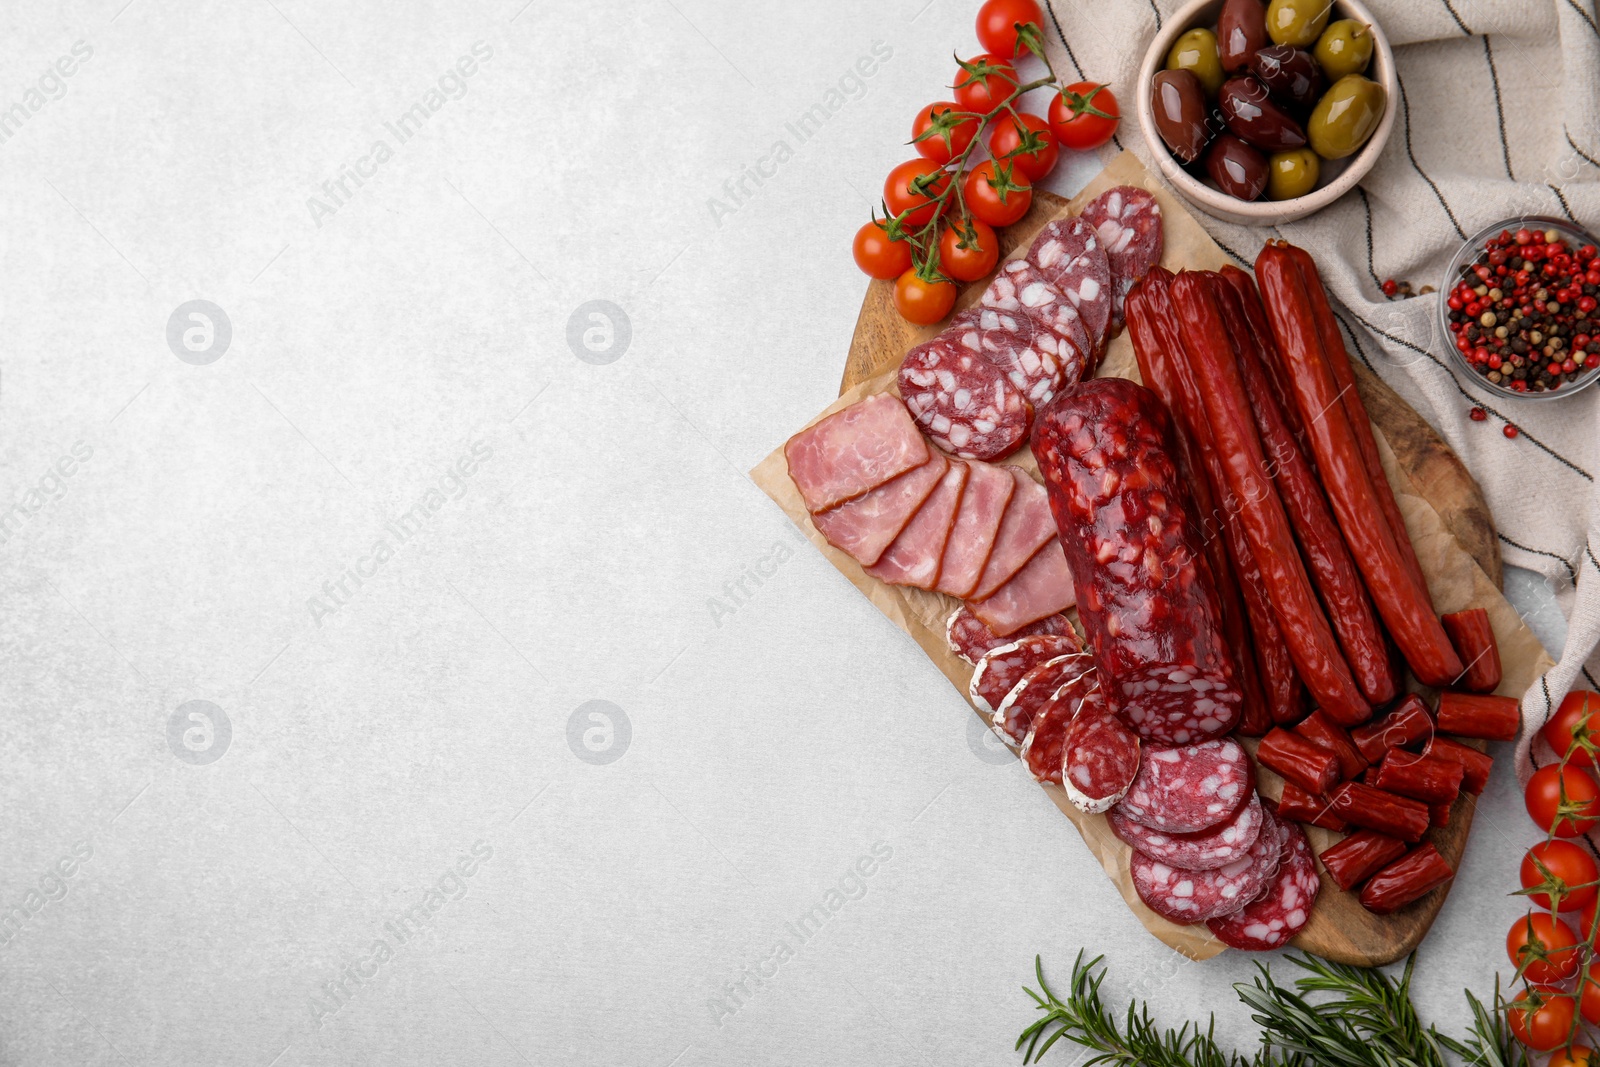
1564, 359, 1579, 374
1382, 278, 1397, 296
1469, 407, 1487, 421
1488, 354, 1502, 369
1504, 424, 1519, 438
1516, 228, 1533, 244
1582, 296, 1598, 313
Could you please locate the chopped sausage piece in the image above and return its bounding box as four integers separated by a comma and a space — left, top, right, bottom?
1420, 735, 1493, 794
864, 461, 968, 589
1442, 608, 1503, 693
1294, 709, 1368, 781
1318, 829, 1408, 892
785, 393, 929, 512
811, 453, 949, 567
1031, 378, 1241, 745
1436, 691, 1521, 742
1109, 792, 1264, 871
1257, 727, 1340, 796
1329, 782, 1431, 842
1275, 782, 1347, 831
1351, 694, 1436, 763
935, 460, 1016, 597
1373, 750, 1465, 805
1358, 844, 1455, 914
1207, 819, 1320, 949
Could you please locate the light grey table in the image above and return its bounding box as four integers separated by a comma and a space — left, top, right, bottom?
0, 2, 1564, 1063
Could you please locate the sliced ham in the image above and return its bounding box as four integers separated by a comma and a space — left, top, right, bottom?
935, 460, 1015, 598
785, 393, 929, 513
865, 461, 968, 589
968, 539, 1077, 636
969, 468, 1056, 601
811, 453, 949, 567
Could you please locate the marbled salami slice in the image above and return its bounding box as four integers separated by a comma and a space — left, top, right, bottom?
977, 262, 1086, 400
864, 460, 967, 589
994, 652, 1092, 746
969, 633, 1082, 716
898, 337, 1030, 461
936, 460, 1015, 598
946, 607, 1077, 665
785, 393, 929, 513
1131, 807, 1282, 924
1020, 658, 1098, 783
1062, 685, 1141, 813
811, 453, 948, 567
1114, 737, 1253, 834
1080, 186, 1164, 334
1109, 792, 1263, 871
1026, 217, 1112, 356
1207, 819, 1319, 949
946, 304, 1077, 402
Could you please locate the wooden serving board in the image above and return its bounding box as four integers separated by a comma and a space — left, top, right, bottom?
833, 157, 1524, 965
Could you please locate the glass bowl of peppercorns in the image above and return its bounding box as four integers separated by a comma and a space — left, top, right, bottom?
1440, 216, 1600, 399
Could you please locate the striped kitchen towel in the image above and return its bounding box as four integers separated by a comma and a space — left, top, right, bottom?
1042, 0, 1600, 779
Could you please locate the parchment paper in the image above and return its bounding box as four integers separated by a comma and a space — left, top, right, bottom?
750, 153, 1555, 959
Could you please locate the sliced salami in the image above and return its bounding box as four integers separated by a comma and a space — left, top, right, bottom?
1080, 186, 1164, 334
1206, 819, 1319, 950
1114, 737, 1253, 834
994, 652, 1092, 747
1031, 379, 1242, 745
1025, 217, 1112, 356
1062, 685, 1141, 813
946, 607, 1077, 665
898, 337, 1030, 461
811, 453, 948, 567
1109, 792, 1264, 871
978, 262, 1087, 398
864, 460, 967, 589
945, 304, 1077, 409
969, 633, 1082, 716
1130, 807, 1282, 924
1020, 659, 1097, 783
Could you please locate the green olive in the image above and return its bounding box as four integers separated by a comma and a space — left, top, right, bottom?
1307, 73, 1387, 159
1166, 27, 1225, 96
1266, 148, 1321, 200
1265, 0, 1331, 47
1314, 19, 1373, 79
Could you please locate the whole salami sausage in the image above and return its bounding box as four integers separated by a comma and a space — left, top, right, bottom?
1125, 270, 1272, 737
1031, 378, 1242, 744
1170, 271, 1370, 726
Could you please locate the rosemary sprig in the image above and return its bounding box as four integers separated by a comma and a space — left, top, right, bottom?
1018, 951, 1545, 1067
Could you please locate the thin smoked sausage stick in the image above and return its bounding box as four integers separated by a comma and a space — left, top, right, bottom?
1170, 271, 1371, 725
1126, 271, 1273, 735
1255, 243, 1464, 688
1285, 244, 1429, 597
1215, 270, 1399, 707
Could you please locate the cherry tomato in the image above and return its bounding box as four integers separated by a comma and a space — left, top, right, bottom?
853, 219, 913, 280
964, 160, 1032, 227
1048, 81, 1121, 151
1526, 764, 1600, 838
1508, 992, 1576, 1052
912, 102, 979, 165
1508, 912, 1582, 984
987, 112, 1059, 182
1551, 1046, 1599, 1067
953, 54, 1018, 113
975, 0, 1044, 58
938, 220, 999, 282
1522, 840, 1600, 913
1543, 690, 1600, 769
883, 159, 949, 228
894, 270, 957, 324
1583, 962, 1600, 1024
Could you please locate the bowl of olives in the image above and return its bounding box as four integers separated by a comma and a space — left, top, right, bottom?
1136, 0, 1396, 225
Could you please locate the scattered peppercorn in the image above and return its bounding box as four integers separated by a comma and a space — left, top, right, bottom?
1504, 424, 1519, 438
1469, 407, 1487, 421
1382, 278, 1398, 296
1448, 225, 1600, 393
